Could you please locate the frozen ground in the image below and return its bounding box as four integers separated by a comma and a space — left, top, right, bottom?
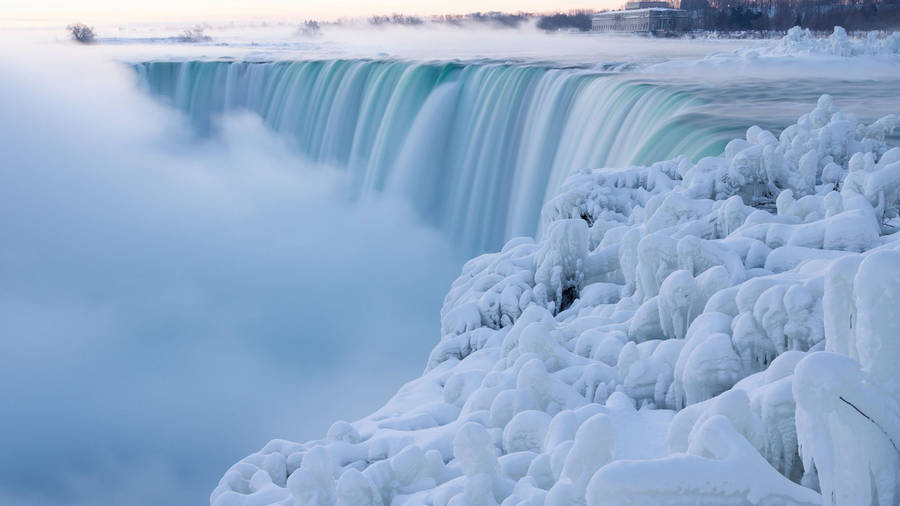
647, 26, 900, 81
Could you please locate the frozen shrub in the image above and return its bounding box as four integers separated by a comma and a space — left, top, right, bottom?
67, 23, 95, 43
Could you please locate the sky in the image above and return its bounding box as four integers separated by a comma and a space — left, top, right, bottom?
1, 0, 619, 22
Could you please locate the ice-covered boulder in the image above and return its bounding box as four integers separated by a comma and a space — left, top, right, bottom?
585, 416, 821, 506
774, 26, 900, 57
793, 250, 900, 506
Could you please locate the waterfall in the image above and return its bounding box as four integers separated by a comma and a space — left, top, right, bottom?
136, 60, 736, 254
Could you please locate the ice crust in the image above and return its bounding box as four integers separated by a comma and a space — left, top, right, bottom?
211, 96, 900, 506
646, 28, 900, 82
767, 26, 900, 57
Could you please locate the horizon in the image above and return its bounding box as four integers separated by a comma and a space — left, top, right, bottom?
1, 0, 623, 23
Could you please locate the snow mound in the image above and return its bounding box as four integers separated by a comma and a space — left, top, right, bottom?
211, 96, 900, 506
719, 26, 900, 60
767, 26, 900, 57
645, 28, 900, 81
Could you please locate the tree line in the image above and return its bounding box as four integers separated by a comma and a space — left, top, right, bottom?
530, 1, 900, 32
67, 2, 898, 44
680, 0, 900, 31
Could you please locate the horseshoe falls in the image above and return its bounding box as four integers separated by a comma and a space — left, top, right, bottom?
8, 22, 900, 506
136, 61, 734, 254
134, 52, 900, 506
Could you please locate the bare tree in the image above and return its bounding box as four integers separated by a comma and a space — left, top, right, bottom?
178, 27, 211, 42
67, 23, 95, 43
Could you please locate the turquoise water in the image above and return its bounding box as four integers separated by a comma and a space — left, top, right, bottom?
136, 60, 735, 254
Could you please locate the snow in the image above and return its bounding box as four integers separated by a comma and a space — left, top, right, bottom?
585, 415, 822, 506
768, 27, 900, 57
646, 28, 900, 82
209, 90, 900, 505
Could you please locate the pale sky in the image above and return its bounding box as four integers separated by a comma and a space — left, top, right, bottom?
1, 0, 619, 22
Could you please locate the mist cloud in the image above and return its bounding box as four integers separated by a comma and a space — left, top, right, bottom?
0, 47, 462, 505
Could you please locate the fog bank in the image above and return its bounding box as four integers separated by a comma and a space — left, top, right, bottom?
0, 48, 461, 505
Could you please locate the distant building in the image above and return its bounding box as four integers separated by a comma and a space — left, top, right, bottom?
592, 3, 690, 34
625, 1, 670, 8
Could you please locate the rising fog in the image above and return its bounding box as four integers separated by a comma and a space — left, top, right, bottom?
0, 47, 461, 505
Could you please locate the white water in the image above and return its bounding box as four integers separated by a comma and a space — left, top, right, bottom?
136, 60, 736, 253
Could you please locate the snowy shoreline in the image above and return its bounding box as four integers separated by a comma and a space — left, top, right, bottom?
210, 69, 900, 506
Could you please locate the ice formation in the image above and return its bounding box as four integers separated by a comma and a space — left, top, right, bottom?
717, 26, 900, 60
211, 96, 900, 506
770, 26, 900, 57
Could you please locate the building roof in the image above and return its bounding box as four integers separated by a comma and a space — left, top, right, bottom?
593, 7, 687, 16
625, 1, 670, 7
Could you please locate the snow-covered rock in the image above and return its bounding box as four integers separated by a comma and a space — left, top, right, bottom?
211, 96, 900, 506
771, 26, 900, 57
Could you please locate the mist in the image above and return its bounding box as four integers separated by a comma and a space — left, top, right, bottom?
0, 48, 462, 505
1, 18, 754, 67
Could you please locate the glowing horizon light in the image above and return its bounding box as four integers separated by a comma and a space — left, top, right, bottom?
2, 0, 626, 23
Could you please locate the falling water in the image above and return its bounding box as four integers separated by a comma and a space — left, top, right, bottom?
136, 60, 734, 253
